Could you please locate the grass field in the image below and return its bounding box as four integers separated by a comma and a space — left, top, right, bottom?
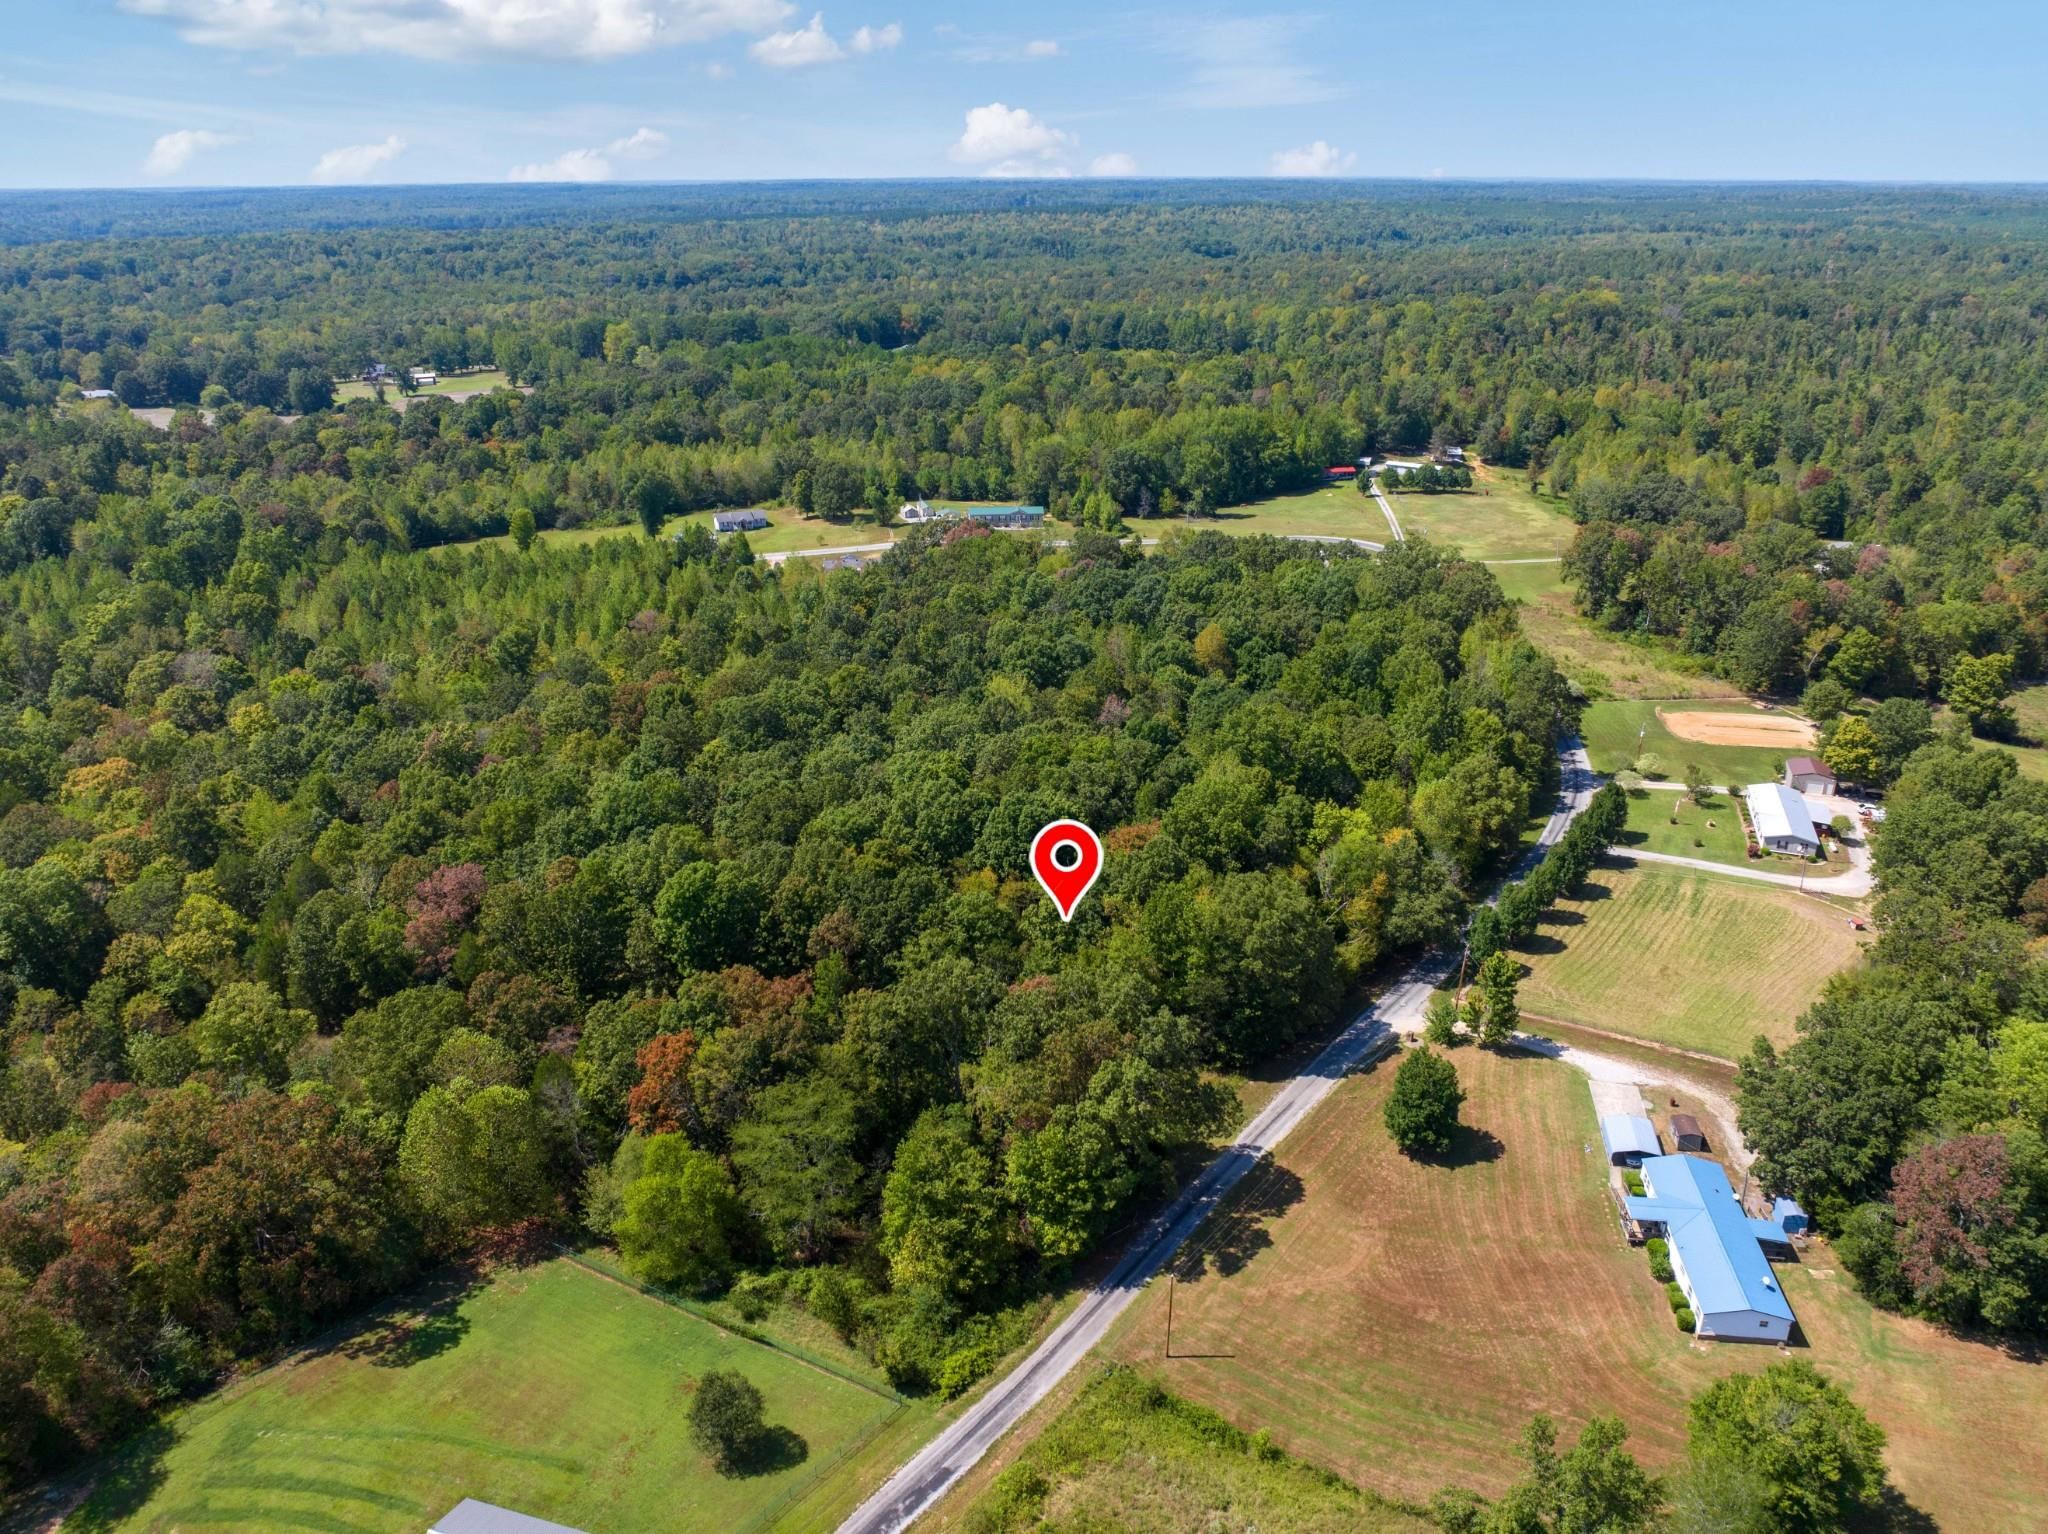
937, 1367, 1430, 1534
1391, 464, 1577, 561
1512, 862, 1864, 1060
1200, 483, 1393, 542
1617, 787, 1751, 866
69, 1258, 903, 1534
334, 369, 515, 402
1581, 699, 1812, 785
1098, 1049, 2048, 1530
1491, 572, 1741, 703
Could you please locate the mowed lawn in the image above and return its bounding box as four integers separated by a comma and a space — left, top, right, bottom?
71, 1258, 901, 1534
1098, 1049, 2048, 1531
1617, 788, 1752, 867
1391, 464, 1576, 561
334, 369, 515, 402
1512, 862, 1864, 1059
1581, 698, 1812, 786
1202, 483, 1393, 542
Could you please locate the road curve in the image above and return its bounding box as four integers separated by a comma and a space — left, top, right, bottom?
833, 741, 1596, 1534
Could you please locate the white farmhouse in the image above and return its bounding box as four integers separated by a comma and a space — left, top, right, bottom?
1744, 782, 1819, 856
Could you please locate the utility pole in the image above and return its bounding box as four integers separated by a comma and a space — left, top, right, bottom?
1164, 1275, 1175, 1359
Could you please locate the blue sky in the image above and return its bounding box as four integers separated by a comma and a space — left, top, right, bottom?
2, 1, 2044, 189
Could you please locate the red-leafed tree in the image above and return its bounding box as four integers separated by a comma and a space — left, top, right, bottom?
404, 862, 487, 978
627, 1030, 702, 1138
1890, 1134, 2017, 1294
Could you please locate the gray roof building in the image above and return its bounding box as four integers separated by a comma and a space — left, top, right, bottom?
432, 1499, 590, 1534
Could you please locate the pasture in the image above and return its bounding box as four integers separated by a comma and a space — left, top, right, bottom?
67, 1258, 902, 1534
1512, 862, 1863, 1060
1581, 699, 1812, 785
1490, 570, 1740, 703
1097, 1049, 2048, 1531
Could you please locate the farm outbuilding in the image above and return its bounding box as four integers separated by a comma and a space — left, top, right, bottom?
1745, 782, 1820, 856
1772, 1196, 1810, 1235
1622, 1155, 1797, 1343
1783, 755, 1837, 794
1669, 1113, 1708, 1152
1599, 1114, 1662, 1167
432, 1500, 588, 1534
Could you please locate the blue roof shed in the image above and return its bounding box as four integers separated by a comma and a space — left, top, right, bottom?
1771, 1196, 1810, 1234
1599, 1114, 1662, 1166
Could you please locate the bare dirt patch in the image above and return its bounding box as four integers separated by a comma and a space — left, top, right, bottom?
1656, 709, 1816, 748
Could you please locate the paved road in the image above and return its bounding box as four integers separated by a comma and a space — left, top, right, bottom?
1609, 845, 1874, 898
833, 742, 1596, 1534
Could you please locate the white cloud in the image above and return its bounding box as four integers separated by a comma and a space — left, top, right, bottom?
704, 59, 734, 76
309, 134, 405, 183
508, 147, 614, 182
143, 127, 234, 176
1269, 139, 1355, 177
118, 0, 793, 60
850, 21, 900, 52
955, 35, 1062, 63
1088, 151, 1137, 176
981, 159, 1072, 179
608, 126, 670, 158
749, 11, 842, 66
1024, 38, 1061, 58
507, 126, 667, 183
950, 102, 1074, 168
1168, 15, 1341, 109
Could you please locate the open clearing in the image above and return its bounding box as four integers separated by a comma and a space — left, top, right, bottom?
1200, 483, 1391, 543
1581, 699, 1809, 784
935, 1367, 1429, 1534
1658, 708, 1816, 750
1512, 862, 1864, 1060
1096, 1049, 2047, 1530
69, 1257, 901, 1534
1491, 569, 1741, 703
1391, 463, 1577, 561
334, 369, 517, 403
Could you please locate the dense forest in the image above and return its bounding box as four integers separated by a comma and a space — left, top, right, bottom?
4, 181, 2048, 1487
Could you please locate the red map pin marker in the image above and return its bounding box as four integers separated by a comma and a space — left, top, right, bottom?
1030, 820, 1103, 922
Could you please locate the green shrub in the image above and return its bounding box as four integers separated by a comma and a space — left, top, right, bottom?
726, 1270, 782, 1323
1675, 1307, 1696, 1332
1666, 1281, 1688, 1311
1646, 1237, 1673, 1282
1623, 1170, 1646, 1196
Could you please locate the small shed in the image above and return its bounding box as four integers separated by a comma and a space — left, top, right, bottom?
1669, 1113, 1708, 1153
1784, 755, 1836, 794
1325, 464, 1358, 479
431, 1500, 589, 1534
1599, 1114, 1663, 1168
1771, 1197, 1810, 1236
410, 369, 439, 386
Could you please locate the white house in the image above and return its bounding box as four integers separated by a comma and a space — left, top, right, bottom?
1622, 1155, 1798, 1343
79, 389, 116, 400
1745, 781, 1819, 856
711, 509, 770, 534
899, 499, 952, 523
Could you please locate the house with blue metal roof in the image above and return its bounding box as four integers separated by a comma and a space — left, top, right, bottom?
1622, 1155, 1798, 1342
1599, 1114, 1662, 1167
